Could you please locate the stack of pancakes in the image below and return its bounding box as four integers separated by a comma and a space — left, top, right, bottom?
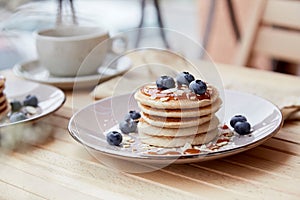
0, 76, 10, 120
134, 84, 222, 147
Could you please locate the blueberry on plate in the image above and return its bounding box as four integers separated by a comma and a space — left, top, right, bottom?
230, 115, 247, 128
234, 121, 251, 135
106, 131, 123, 146
23, 95, 38, 107
119, 119, 138, 134
156, 75, 175, 90
9, 112, 27, 123
189, 80, 207, 95
125, 110, 141, 121
176, 72, 195, 86
10, 100, 22, 112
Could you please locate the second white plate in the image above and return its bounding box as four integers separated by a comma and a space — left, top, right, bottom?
1, 78, 65, 128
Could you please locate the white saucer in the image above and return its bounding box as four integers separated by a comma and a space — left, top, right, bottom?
13, 56, 132, 90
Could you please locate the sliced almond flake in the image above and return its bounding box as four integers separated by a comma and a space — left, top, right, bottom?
122, 144, 131, 148
147, 85, 157, 89
160, 88, 177, 94
160, 97, 169, 102
128, 139, 135, 143
122, 141, 131, 145
160, 91, 171, 94
209, 145, 220, 151
123, 135, 131, 141
25, 106, 37, 115
189, 96, 196, 100
216, 141, 229, 147
180, 85, 189, 89
221, 131, 234, 137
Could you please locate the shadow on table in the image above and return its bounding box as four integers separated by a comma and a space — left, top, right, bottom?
0, 118, 54, 153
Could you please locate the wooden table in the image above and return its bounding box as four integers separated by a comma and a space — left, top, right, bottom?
1, 65, 300, 200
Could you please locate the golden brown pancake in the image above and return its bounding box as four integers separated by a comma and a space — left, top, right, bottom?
0, 99, 8, 111
0, 76, 10, 120
0, 105, 10, 120
134, 84, 219, 109
138, 116, 219, 137
139, 128, 219, 148
138, 97, 222, 118
141, 112, 214, 128
0, 93, 6, 105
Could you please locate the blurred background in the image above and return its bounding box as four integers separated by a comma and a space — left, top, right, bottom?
0, 0, 299, 75
0, 0, 201, 70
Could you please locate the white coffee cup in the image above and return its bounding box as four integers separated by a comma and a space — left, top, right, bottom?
36, 26, 114, 77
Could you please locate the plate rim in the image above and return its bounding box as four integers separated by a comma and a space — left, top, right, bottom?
68, 90, 283, 164
0, 79, 66, 128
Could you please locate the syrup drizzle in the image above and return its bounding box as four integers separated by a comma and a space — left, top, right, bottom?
141, 84, 211, 101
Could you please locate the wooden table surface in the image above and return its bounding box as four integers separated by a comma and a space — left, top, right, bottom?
1, 65, 300, 200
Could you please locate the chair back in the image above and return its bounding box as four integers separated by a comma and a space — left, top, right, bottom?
235, 0, 300, 66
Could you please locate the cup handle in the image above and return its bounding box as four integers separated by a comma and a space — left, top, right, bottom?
110, 35, 128, 55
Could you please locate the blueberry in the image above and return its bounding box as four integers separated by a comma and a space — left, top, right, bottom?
9, 112, 27, 123
234, 121, 251, 135
119, 119, 138, 134
10, 100, 22, 112
176, 72, 195, 85
230, 115, 247, 128
106, 131, 123, 146
156, 75, 175, 90
23, 95, 38, 107
125, 110, 141, 121
189, 80, 207, 95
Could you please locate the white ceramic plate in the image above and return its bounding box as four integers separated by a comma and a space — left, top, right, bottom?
13, 56, 132, 90
0, 78, 65, 128
68, 90, 283, 164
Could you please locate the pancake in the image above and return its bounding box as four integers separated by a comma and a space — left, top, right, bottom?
0, 76, 10, 120
138, 116, 219, 137
138, 97, 222, 118
141, 112, 214, 128
0, 93, 6, 105
139, 128, 219, 148
134, 84, 219, 109
0, 99, 8, 111
0, 76, 5, 88
0, 104, 9, 120
0, 85, 5, 94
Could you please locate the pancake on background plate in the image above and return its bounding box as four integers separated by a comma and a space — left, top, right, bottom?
0, 76, 10, 120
